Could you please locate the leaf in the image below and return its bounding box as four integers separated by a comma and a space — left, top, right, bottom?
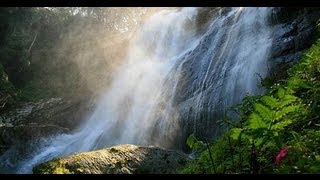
275, 105, 300, 120
249, 113, 267, 129
264, 141, 277, 149
305, 53, 313, 59
254, 138, 264, 147
241, 134, 252, 142
271, 119, 293, 130
283, 94, 297, 101
277, 87, 286, 99
291, 131, 301, 142
186, 134, 204, 151
262, 96, 278, 109
254, 103, 273, 121
278, 95, 296, 108
230, 128, 242, 140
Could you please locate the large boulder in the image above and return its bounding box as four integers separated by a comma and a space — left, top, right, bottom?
33, 144, 190, 174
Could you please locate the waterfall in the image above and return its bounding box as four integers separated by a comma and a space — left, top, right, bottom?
3, 7, 274, 173
170, 7, 273, 139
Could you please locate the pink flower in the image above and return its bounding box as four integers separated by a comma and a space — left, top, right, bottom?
275, 147, 289, 164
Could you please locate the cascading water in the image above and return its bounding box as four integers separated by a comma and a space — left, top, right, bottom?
170, 7, 274, 140
1, 7, 275, 173
12, 7, 202, 174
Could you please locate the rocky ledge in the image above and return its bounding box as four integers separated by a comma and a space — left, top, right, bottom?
0, 97, 94, 155
33, 144, 190, 174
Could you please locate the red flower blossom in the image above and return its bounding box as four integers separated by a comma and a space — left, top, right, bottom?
275, 147, 289, 164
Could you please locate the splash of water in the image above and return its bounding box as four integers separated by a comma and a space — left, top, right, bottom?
3, 7, 274, 173
14, 7, 201, 173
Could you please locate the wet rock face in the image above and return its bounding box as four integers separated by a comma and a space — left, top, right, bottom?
0, 97, 94, 129
268, 8, 320, 69
33, 144, 190, 174
0, 97, 94, 155
0, 124, 68, 155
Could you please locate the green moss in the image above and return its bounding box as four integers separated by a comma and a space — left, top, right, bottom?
33, 159, 71, 174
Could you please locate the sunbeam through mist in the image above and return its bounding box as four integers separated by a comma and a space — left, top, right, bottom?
0, 7, 277, 174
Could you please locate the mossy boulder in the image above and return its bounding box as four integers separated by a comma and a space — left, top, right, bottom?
33, 144, 190, 174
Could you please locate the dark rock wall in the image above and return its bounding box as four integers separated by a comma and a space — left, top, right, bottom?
268, 8, 320, 76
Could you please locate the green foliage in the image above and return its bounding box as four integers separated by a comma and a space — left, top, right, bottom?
230, 128, 242, 140
249, 112, 267, 129
181, 33, 320, 174
186, 134, 205, 151
33, 158, 71, 174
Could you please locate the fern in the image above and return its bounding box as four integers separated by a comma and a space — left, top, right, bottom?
271, 119, 293, 130
277, 87, 286, 99
262, 96, 278, 109
275, 105, 300, 120
254, 103, 273, 121
277, 97, 296, 109
230, 128, 242, 140
249, 112, 267, 129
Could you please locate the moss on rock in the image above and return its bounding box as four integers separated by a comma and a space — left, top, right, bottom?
33, 159, 70, 174
33, 144, 190, 174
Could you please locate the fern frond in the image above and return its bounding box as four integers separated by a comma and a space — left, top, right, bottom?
249, 112, 267, 129
271, 119, 293, 130
277, 95, 297, 108
275, 105, 300, 120
261, 96, 278, 109
277, 87, 286, 99
230, 128, 242, 140
254, 103, 273, 121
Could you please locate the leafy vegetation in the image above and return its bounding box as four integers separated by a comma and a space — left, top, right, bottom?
181, 28, 320, 174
